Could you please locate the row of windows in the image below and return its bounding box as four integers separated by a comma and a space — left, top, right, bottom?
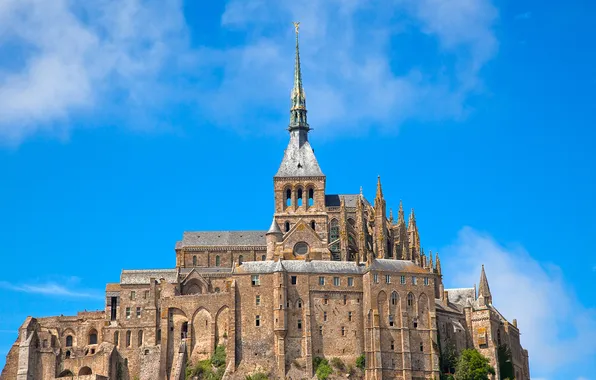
113, 330, 143, 348
125, 307, 142, 319
191, 254, 267, 266
373, 274, 431, 286
65, 330, 97, 348
285, 187, 315, 207
129, 290, 150, 300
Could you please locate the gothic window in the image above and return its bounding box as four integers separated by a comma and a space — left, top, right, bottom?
297, 188, 303, 206
285, 221, 290, 232
66, 335, 73, 347
329, 219, 340, 260
138, 330, 143, 346
407, 293, 415, 310
389, 315, 394, 326
88, 329, 98, 345
215, 255, 220, 267
193, 256, 197, 266
391, 292, 398, 306
238, 255, 244, 264
126, 331, 131, 347
296, 299, 302, 308
286, 188, 292, 207
308, 188, 314, 206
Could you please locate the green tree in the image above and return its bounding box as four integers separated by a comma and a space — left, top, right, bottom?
440, 342, 458, 374
454, 349, 495, 380
497, 344, 515, 380
316, 363, 333, 380
355, 353, 366, 370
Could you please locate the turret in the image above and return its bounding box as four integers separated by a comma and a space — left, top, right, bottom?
266, 218, 283, 260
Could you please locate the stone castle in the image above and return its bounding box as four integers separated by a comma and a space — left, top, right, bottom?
1, 25, 530, 380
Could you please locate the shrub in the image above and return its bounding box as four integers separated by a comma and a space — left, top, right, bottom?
356, 353, 366, 370
245, 373, 268, 380
313, 357, 328, 371
316, 363, 333, 380
211, 345, 226, 368
330, 357, 345, 371
455, 349, 495, 380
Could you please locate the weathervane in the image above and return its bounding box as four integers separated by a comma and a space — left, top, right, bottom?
293, 21, 300, 34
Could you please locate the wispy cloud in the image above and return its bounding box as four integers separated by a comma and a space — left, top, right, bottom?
515, 11, 532, 20
0, 0, 499, 145
0, 280, 102, 300
442, 227, 596, 379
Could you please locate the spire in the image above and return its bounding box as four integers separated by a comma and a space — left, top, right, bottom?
389, 208, 394, 224
478, 264, 492, 305
375, 175, 384, 200
435, 252, 442, 275
397, 200, 405, 225
267, 218, 283, 235
429, 250, 434, 271
408, 208, 416, 229
289, 21, 309, 136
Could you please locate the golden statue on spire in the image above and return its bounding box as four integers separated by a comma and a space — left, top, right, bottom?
293, 21, 300, 34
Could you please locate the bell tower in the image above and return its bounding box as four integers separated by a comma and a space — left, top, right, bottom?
273, 23, 327, 244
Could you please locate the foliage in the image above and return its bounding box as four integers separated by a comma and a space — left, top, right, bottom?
330, 357, 345, 371
440, 341, 458, 374
455, 349, 496, 380
116, 361, 124, 380
316, 363, 333, 380
440, 374, 455, 380
355, 353, 366, 370
185, 345, 227, 380
498, 344, 515, 380
211, 345, 227, 368
313, 356, 328, 371
245, 373, 268, 380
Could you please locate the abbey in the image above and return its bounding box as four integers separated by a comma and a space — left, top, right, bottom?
1, 27, 530, 380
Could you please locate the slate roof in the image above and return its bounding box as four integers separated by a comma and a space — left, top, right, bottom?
275, 135, 324, 177
325, 194, 372, 208
235, 260, 365, 274
177, 231, 267, 248
120, 269, 178, 285
369, 259, 431, 274
445, 287, 476, 311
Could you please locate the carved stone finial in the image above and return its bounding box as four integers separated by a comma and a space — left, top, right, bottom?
293, 21, 300, 34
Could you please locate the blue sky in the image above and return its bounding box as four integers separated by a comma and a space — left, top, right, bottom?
0, 0, 595, 378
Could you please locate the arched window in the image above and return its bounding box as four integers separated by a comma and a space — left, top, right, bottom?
420, 342, 424, 352
297, 188, 303, 206
126, 330, 131, 347
391, 292, 398, 306
407, 293, 415, 309
310, 220, 316, 230
192, 256, 197, 266
329, 219, 340, 260
215, 255, 220, 267
238, 255, 244, 264
65, 350, 71, 359
261, 255, 266, 261
286, 188, 292, 207
297, 299, 302, 308
308, 188, 314, 206
88, 329, 98, 345
285, 221, 290, 232
114, 331, 119, 346
138, 330, 143, 346
65, 335, 73, 347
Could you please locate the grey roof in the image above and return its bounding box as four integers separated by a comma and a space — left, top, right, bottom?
446, 288, 476, 309
325, 194, 372, 208
369, 259, 431, 274
267, 219, 282, 234
236, 260, 365, 274
121, 269, 178, 285
177, 231, 267, 248
275, 135, 324, 177
179, 267, 233, 275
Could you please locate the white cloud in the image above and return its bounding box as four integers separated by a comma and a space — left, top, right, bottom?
0, 280, 102, 300
442, 227, 596, 379
0, 0, 191, 145
0, 0, 499, 145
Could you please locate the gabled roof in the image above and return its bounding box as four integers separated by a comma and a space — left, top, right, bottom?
369, 259, 430, 274
235, 260, 364, 274
120, 269, 178, 285
274, 136, 323, 177
177, 231, 267, 248
325, 194, 371, 208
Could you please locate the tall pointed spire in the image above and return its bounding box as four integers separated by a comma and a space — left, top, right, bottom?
389, 208, 394, 224
435, 252, 442, 275
397, 200, 405, 225
478, 264, 492, 305
375, 175, 384, 200
289, 21, 309, 136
